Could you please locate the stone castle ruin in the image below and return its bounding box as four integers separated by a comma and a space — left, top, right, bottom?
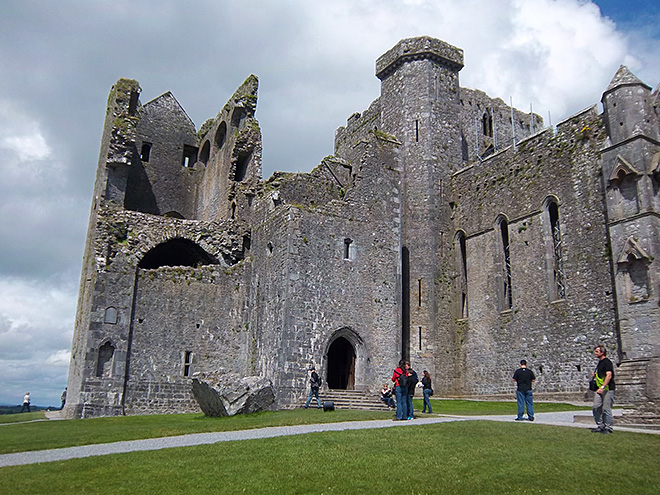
64, 36, 660, 419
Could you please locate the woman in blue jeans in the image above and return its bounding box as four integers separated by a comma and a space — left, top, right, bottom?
421, 370, 433, 413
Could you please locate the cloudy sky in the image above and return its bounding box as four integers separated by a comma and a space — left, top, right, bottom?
1, 0, 659, 407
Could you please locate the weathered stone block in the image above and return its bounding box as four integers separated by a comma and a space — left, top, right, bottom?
191, 373, 276, 417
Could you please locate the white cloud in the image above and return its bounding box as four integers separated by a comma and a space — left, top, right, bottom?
0, 277, 75, 405
0, 101, 52, 162
45, 349, 72, 367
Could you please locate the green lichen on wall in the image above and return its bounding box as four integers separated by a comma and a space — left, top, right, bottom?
197, 118, 215, 141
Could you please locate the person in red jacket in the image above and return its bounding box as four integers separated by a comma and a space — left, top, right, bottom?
392, 360, 409, 420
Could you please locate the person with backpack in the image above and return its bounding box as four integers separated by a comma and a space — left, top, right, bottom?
303, 366, 322, 409
392, 359, 409, 420
406, 365, 419, 419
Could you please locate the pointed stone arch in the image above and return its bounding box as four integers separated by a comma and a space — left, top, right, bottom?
617, 237, 651, 304
324, 327, 365, 390
609, 155, 641, 183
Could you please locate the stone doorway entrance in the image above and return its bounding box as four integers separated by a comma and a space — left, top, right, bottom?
326, 336, 355, 389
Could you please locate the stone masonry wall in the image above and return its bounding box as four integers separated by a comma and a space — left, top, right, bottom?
445, 106, 617, 397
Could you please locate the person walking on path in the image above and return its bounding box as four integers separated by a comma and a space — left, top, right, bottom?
513, 360, 535, 421
392, 360, 409, 420
303, 366, 322, 409
592, 345, 615, 434
421, 370, 433, 413
21, 392, 31, 413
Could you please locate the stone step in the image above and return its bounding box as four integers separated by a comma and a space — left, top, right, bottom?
616, 359, 649, 385
318, 389, 391, 411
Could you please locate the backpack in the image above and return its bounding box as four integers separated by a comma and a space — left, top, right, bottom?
396, 370, 408, 388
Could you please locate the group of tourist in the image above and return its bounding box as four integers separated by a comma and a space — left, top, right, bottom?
512, 344, 615, 433
303, 344, 616, 433
388, 360, 434, 420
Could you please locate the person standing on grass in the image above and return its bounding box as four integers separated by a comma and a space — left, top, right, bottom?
21, 392, 31, 413
512, 360, 535, 421
392, 359, 409, 420
406, 363, 418, 419
303, 366, 322, 409
591, 345, 615, 434
421, 370, 433, 413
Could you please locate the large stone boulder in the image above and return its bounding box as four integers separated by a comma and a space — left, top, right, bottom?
191, 372, 276, 417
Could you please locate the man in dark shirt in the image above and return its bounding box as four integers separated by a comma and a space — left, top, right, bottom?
513, 360, 536, 421
592, 345, 616, 434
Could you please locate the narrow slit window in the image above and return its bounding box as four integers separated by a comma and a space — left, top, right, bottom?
497, 217, 513, 310
455, 231, 468, 318
344, 238, 353, 260
140, 142, 151, 162
548, 201, 566, 300
418, 327, 422, 351
183, 351, 193, 377
415, 120, 419, 142
418, 279, 422, 307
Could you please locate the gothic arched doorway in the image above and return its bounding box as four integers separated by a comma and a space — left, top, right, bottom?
326, 336, 355, 389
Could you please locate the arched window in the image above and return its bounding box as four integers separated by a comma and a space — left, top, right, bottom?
544, 198, 566, 301
482, 112, 493, 137
496, 215, 512, 311
215, 121, 227, 149
199, 140, 210, 165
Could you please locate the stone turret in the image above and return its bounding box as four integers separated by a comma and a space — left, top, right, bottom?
376, 37, 464, 372
600, 66, 660, 363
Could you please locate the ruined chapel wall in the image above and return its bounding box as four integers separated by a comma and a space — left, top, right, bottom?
334, 98, 382, 165
459, 87, 543, 162
122, 264, 251, 415
445, 106, 617, 397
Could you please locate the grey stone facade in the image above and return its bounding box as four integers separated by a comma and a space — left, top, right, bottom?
64, 37, 660, 418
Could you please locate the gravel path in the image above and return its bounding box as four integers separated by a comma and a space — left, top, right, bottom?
2, 409, 654, 468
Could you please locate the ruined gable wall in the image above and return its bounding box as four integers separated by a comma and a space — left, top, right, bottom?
195, 76, 262, 222
126, 94, 200, 218
444, 106, 617, 398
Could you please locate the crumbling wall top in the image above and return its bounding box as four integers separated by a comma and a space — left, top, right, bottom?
376, 36, 464, 80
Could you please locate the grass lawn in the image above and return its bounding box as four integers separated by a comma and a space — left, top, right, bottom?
1, 420, 658, 495
0, 411, 46, 423
0, 399, 591, 455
